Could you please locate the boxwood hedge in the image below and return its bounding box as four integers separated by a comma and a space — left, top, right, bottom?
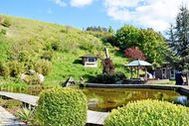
105, 100, 189, 126
35, 88, 87, 126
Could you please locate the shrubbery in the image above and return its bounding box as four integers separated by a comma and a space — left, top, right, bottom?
35, 88, 87, 126
34, 59, 52, 75
124, 47, 146, 60
7, 61, 24, 77
41, 51, 53, 61
22, 74, 42, 85
0, 62, 9, 77
0, 29, 6, 35
105, 100, 189, 126
0, 82, 28, 93
88, 72, 126, 84
115, 25, 168, 65
1, 17, 11, 27
3, 99, 22, 109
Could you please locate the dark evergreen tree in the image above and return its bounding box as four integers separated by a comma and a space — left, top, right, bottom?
169, 6, 189, 68
168, 5, 189, 84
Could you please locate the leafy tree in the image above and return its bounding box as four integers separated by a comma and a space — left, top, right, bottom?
116, 25, 140, 49
124, 47, 146, 60
116, 25, 168, 66
108, 26, 114, 34
140, 28, 168, 65
86, 26, 108, 32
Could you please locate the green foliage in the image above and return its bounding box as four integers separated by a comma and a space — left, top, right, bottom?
115, 25, 168, 65
3, 99, 22, 109
140, 29, 168, 64
0, 36, 9, 62
116, 25, 141, 49
0, 98, 6, 106
16, 108, 34, 124
22, 74, 42, 85
86, 26, 108, 32
0, 82, 28, 93
0, 62, 9, 77
41, 51, 53, 61
88, 72, 126, 84
7, 60, 24, 77
34, 59, 52, 75
1, 17, 11, 27
168, 6, 189, 71
0, 29, 6, 35
0, 15, 129, 86
35, 88, 87, 126
105, 100, 189, 126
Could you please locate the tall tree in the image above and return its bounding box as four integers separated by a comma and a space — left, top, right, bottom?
116, 25, 168, 66
168, 5, 189, 70
168, 5, 189, 84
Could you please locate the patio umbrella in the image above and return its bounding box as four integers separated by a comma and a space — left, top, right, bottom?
126, 59, 152, 67
125, 59, 152, 78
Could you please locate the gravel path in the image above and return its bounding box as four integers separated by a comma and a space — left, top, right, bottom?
0, 106, 26, 126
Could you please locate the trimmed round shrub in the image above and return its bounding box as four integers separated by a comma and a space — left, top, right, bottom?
105, 100, 189, 126
35, 88, 87, 126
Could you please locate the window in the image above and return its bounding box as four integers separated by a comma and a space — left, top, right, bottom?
88, 57, 96, 62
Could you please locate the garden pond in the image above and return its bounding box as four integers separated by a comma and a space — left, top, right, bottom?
82, 88, 187, 112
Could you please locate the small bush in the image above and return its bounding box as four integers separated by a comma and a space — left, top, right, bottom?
105, 100, 189, 126
1, 17, 11, 27
0, 29, 6, 35
0, 98, 6, 106
35, 88, 87, 126
51, 42, 60, 51
34, 59, 52, 75
16, 108, 34, 124
22, 74, 42, 85
40, 51, 53, 61
18, 51, 31, 62
88, 72, 126, 84
7, 61, 24, 77
3, 99, 22, 109
0, 62, 9, 77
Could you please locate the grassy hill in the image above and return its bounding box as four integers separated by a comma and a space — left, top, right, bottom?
0, 15, 128, 87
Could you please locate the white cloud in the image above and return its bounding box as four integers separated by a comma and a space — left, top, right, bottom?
103, 0, 189, 31
70, 0, 93, 7
53, 0, 66, 7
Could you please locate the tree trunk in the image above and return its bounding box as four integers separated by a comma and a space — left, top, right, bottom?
104, 48, 109, 59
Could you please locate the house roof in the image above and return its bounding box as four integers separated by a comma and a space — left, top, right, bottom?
125, 59, 152, 67
80, 54, 97, 58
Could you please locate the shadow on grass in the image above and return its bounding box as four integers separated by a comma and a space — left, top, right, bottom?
73, 59, 82, 65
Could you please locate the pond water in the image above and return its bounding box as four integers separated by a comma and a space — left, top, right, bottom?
82, 88, 185, 112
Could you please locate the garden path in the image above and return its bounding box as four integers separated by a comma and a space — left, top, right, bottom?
0, 106, 26, 126
0, 91, 108, 125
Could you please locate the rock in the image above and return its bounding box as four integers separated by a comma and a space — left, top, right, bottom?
174, 96, 188, 105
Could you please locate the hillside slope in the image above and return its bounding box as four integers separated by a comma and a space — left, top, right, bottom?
0, 15, 128, 86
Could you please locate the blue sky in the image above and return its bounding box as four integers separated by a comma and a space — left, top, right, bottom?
0, 0, 188, 32
0, 0, 123, 30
